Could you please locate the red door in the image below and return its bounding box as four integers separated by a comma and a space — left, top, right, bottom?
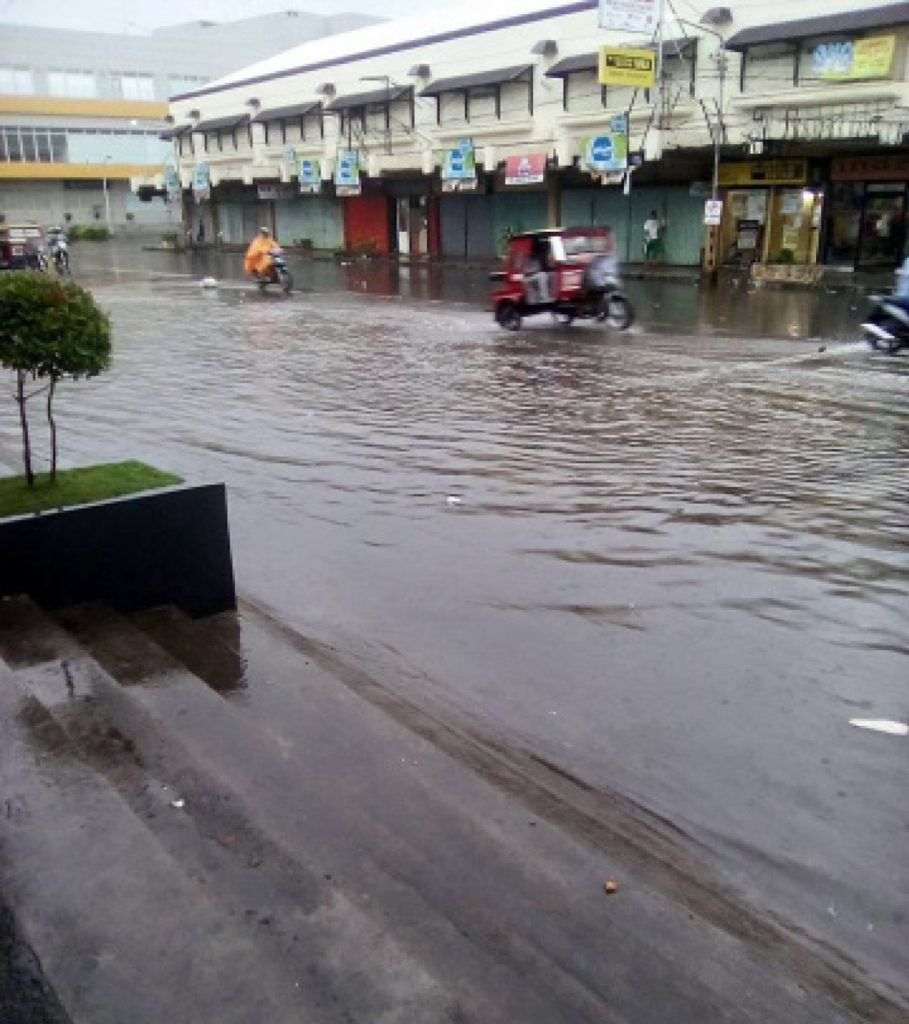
343, 195, 391, 254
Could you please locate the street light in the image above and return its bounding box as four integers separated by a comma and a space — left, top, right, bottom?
101, 154, 113, 237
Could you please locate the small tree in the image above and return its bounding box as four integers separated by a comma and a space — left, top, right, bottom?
0, 272, 111, 486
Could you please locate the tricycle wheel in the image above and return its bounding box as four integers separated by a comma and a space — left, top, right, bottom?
553, 311, 575, 326
496, 301, 522, 332
600, 294, 634, 330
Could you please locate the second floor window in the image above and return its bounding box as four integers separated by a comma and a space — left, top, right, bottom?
48, 71, 97, 98
0, 67, 34, 95
114, 74, 156, 101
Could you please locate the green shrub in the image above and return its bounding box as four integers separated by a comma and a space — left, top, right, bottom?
0, 272, 111, 485
68, 225, 111, 241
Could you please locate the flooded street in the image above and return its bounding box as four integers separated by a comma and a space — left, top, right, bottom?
6, 244, 908, 994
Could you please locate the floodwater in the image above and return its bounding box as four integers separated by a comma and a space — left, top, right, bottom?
5, 243, 908, 993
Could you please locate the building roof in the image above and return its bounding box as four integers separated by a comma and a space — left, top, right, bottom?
545, 38, 695, 77
420, 64, 533, 95
176, 0, 599, 100
325, 85, 411, 110
725, 3, 909, 50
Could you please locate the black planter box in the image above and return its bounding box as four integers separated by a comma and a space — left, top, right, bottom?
0, 483, 236, 618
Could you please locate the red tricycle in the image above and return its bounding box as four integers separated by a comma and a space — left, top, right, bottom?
490, 227, 634, 332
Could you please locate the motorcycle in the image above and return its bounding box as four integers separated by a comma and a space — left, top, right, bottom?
255, 248, 293, 293
52, 239, 70, 275
862, 294, 909, 354
34, 247, 49, 272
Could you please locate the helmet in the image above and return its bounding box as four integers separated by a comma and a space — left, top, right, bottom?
259, 226, 270, 235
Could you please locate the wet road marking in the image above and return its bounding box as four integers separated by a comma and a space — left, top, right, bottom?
849, 719, 908, 737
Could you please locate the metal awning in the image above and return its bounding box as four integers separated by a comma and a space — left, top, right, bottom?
326, 85, 410, 111
160, 124, 193, 140
420, 64, 532, 96
545, 53, 597, 78
195, 114, 250, 132
545, 40, 694, 78
726, 3, 909, 50
255, 101, 321, 122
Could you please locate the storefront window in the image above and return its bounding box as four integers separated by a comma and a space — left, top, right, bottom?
766, 188, 823, 265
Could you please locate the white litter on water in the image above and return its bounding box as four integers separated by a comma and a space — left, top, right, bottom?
446, 496, 462, 506
170, 798, 185, 809
200, 277, 218, 288
848, 719, 908, 737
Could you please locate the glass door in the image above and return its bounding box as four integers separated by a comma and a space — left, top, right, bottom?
857, 185, 906, 267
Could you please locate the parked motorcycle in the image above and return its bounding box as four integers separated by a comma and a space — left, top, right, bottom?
255, 248, 293, 293
863, 294, 909, 354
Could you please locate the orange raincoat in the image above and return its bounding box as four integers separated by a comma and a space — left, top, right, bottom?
244, 234, 278, 276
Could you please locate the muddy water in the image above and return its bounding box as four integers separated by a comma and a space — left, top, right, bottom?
4, 257, 908, 992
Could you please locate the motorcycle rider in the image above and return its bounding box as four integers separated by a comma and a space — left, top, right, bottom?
244, 226, 279, 280
46, 225, 69, 269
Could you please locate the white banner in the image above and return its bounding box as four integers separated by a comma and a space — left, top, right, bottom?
598, 0, 658, 34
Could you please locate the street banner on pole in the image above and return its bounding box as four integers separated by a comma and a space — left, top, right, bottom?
504, 152, 546, 186
192, 162, 210, 202
579, 115, 629, 174
334, 150, 361, 196
442, 138, 476, 181
599, 47, 656, 87
703, 199, 723, 226
163, 163, 181, 200
598, 0, 658, 33
298, 157, 321, 193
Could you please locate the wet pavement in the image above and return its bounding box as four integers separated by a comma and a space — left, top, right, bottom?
2, 241, 908, 998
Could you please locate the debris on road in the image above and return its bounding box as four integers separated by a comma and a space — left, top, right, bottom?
200, 277, 218, 288
446, 495, 462, 506
604, 879, 619, 895
170, 798, 185, 809
849, 719, 908, 737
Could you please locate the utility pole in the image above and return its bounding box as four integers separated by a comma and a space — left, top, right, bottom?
360, 75, 393, 155
653, 0, 666, 157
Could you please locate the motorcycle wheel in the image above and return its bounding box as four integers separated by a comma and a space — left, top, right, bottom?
279, 269, 293, 294
553, 310, 575, 326
496, 301, 522, 332
602, 295, 634, 330
257, 277, 268, 292
865, 325, 902, 354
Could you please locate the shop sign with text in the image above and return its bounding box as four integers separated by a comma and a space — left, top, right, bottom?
504, 152, 547, 186
812, 35, 895, 81
718, 160, 807, 187
579, 115, 628, 174
298, 157, 322, 193
599, 47, 655, 87
334, 150, 361, 195
598, 0, 657, 33
832, 153, 909, 181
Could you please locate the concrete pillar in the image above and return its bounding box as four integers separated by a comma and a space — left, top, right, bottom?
547, 171, 561, 228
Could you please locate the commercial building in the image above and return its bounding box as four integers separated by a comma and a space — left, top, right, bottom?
159, 0, 909, 271
0, 11, 380, 231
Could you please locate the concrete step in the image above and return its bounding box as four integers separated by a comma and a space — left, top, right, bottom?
0, 625, 336, 1024
120, 600, 902, 1024
3, 596, 465, 1023
2, 596, 900, 1023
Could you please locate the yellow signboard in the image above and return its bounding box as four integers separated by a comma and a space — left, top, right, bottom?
599, 46, 656, 88
718, 160, 808, 187
812, 35, 895, 81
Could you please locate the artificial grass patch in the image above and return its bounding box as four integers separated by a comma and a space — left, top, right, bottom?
0, 461, 182, 518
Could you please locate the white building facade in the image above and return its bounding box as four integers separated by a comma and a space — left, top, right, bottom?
161, 0, 909, 269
